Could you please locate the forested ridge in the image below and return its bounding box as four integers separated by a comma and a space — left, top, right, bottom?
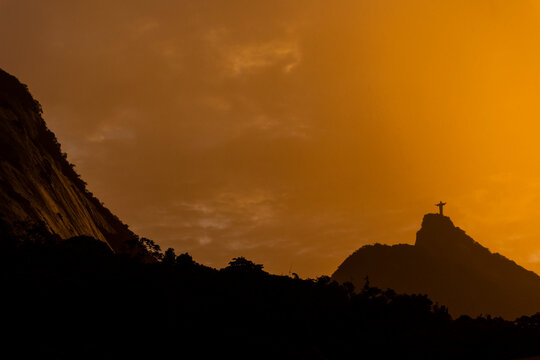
1, 222, 540, 359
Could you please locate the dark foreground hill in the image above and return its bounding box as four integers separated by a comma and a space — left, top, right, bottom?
2, 232, 540, 360
0, 68, 139, 253
333, 213, 540, 319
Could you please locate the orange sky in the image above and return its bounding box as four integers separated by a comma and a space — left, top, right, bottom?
3, 0, 540, 277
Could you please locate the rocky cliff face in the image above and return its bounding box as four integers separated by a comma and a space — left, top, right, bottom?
0, 68, 135, 252
332, 213, 540, 319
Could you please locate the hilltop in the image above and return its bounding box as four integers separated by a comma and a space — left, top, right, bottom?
333, 213, 540, 318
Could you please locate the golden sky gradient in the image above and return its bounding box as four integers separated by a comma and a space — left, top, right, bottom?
3, 0, 540, 276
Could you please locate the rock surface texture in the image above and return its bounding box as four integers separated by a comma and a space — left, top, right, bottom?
0, 69, 135, 252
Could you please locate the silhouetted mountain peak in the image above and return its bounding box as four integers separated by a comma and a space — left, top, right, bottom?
419, 213, 455, 231
415, 213, 483, 255
333, 212, 540, 318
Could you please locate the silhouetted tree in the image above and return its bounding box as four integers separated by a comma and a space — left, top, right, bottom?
317, 275, 332, 285
226, 257, 264, 272
139, 237, 163, 260
163, 248, 176, 265
343, 281, 355, 297
176, 252, 194, 267
7, 220, 61, 245
516, 313, 540, 329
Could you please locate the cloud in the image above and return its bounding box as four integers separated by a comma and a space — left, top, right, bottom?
529, 251, 540, 263
87, 124, 136, 143
198, 235, 212, 246
3, 0, 540, 277
225, 41, 301, 76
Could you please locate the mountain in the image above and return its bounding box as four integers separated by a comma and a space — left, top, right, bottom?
0, 68, 136, 252
332, 213, 540, 319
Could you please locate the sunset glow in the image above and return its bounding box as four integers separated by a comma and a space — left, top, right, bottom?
4, 0, 540, 277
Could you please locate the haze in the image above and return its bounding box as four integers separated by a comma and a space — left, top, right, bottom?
2, 0, 540, 277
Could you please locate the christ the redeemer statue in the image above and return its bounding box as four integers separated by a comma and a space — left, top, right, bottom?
435, 201, 446, 216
